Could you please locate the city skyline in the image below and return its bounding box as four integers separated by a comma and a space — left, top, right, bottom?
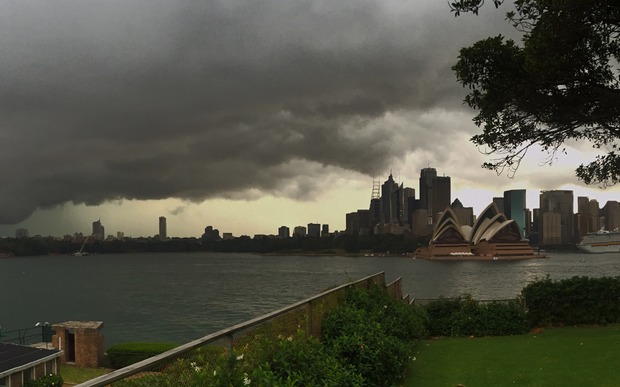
1, 1, 619, 239
5, 172, 619, 240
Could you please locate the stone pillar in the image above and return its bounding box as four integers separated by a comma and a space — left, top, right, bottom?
52, 321, 104, 368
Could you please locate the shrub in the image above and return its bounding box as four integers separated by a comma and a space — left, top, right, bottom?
322, 286, 422, 386
425, 295, 528, 337
25, 374, 63, 387
424, 297, 463, 336
107, 342, 178, 369
522, 276, 620, 326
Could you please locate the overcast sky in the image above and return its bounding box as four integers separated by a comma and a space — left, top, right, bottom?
1, 0, 618, 238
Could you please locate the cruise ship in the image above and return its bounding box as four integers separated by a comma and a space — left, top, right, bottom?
577, 229, 620, 253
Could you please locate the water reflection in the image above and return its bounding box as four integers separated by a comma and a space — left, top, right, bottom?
1, 251, 619, 345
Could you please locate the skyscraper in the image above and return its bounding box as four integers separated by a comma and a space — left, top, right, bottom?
504, 189, 527, 238
539, 190, 574, 245
159, 216, 167, 241
431, 176, 451, 220
419, 167, 437, 219
381, 173, 401, 224
92, 220, 105, 241
419, 168, 451, 225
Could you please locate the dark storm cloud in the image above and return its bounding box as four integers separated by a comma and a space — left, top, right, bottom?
0, 0, 513, 223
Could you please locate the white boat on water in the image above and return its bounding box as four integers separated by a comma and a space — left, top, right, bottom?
577, 229, 620, 253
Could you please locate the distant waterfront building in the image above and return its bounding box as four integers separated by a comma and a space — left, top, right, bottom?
541, 212, 562, 245
419, 168, 437, 223
159, 216, 167, 241
539, 190, 574, 245
451, 199, 474, 227
117, 231, 125, 239
504, 189, 527, 238
278, 226, 290, 239
321, 224, 329, 237
202, 226, 221, 241
419, 168, 451, 225
92, 220, 105, 241
602, 201, 620, 231
381, 173, 403, 224
346, 212, 359, 235
15, 228, 29, 239
411, 209, 431, 236
222, 232, 233, 240
293, 226, 307, 237
307, 223, 321, 238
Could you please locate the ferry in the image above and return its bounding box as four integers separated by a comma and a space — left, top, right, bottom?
577, 229, 620, 253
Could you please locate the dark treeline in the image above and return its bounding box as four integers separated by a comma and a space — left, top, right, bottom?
0, 234, 431, 257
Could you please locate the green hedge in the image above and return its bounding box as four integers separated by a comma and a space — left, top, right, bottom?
424, 295, 528, 337
107, 342, 178, 369
522, 276, 620, 326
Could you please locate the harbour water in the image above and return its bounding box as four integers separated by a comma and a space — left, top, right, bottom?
1, 251, 619, 346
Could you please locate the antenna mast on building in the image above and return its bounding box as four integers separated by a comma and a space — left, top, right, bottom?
371, 177, 380, 200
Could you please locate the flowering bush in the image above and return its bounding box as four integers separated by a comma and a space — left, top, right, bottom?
24, 374, 63, 387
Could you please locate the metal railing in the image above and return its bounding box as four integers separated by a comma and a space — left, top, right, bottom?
0, 323, 53, 346
80, 272, 402, 387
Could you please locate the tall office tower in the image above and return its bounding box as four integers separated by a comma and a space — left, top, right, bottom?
307, 223, 321, 238
356, 209, 371, 234
411, 209, 431, 236
278, 226, 290, 239
419, 168, 437, 219
321, 224, 329, 237
369, 198, 381, 229
504, 189, 527, 238
381, 174, 402, 224
589, 199, 603, 231
159, 216, 167, 241
577, 197, 590, 214
431, 175, 451, 219
346, 212, 359, 234
92, 220, 105, 241
402, 187, 416, 225
542, 212, 562, 245
15, 228, 29, 239
524, 209, 532, 237
539, 190, 574, 245
419, 168, 451, 224
602, 201, 620, 231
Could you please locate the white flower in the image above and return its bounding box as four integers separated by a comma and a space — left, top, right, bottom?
287, 336, 293, 341
243, 373, 251, 385
213, 370, 217, 376
236, 354, 244, 361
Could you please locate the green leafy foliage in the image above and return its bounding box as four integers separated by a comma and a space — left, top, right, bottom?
322, 286, 427, 386
522, 276, 620, 326
106, 342, 178, 369
425, 295, 528, 337
24, 374, 63, 387
453, 0, 620, 186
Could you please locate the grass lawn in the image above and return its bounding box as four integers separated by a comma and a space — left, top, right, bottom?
60, 364, 112, 384
404, 325, 620, 386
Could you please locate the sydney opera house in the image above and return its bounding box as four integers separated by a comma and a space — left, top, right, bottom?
415, 203, 545, 260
